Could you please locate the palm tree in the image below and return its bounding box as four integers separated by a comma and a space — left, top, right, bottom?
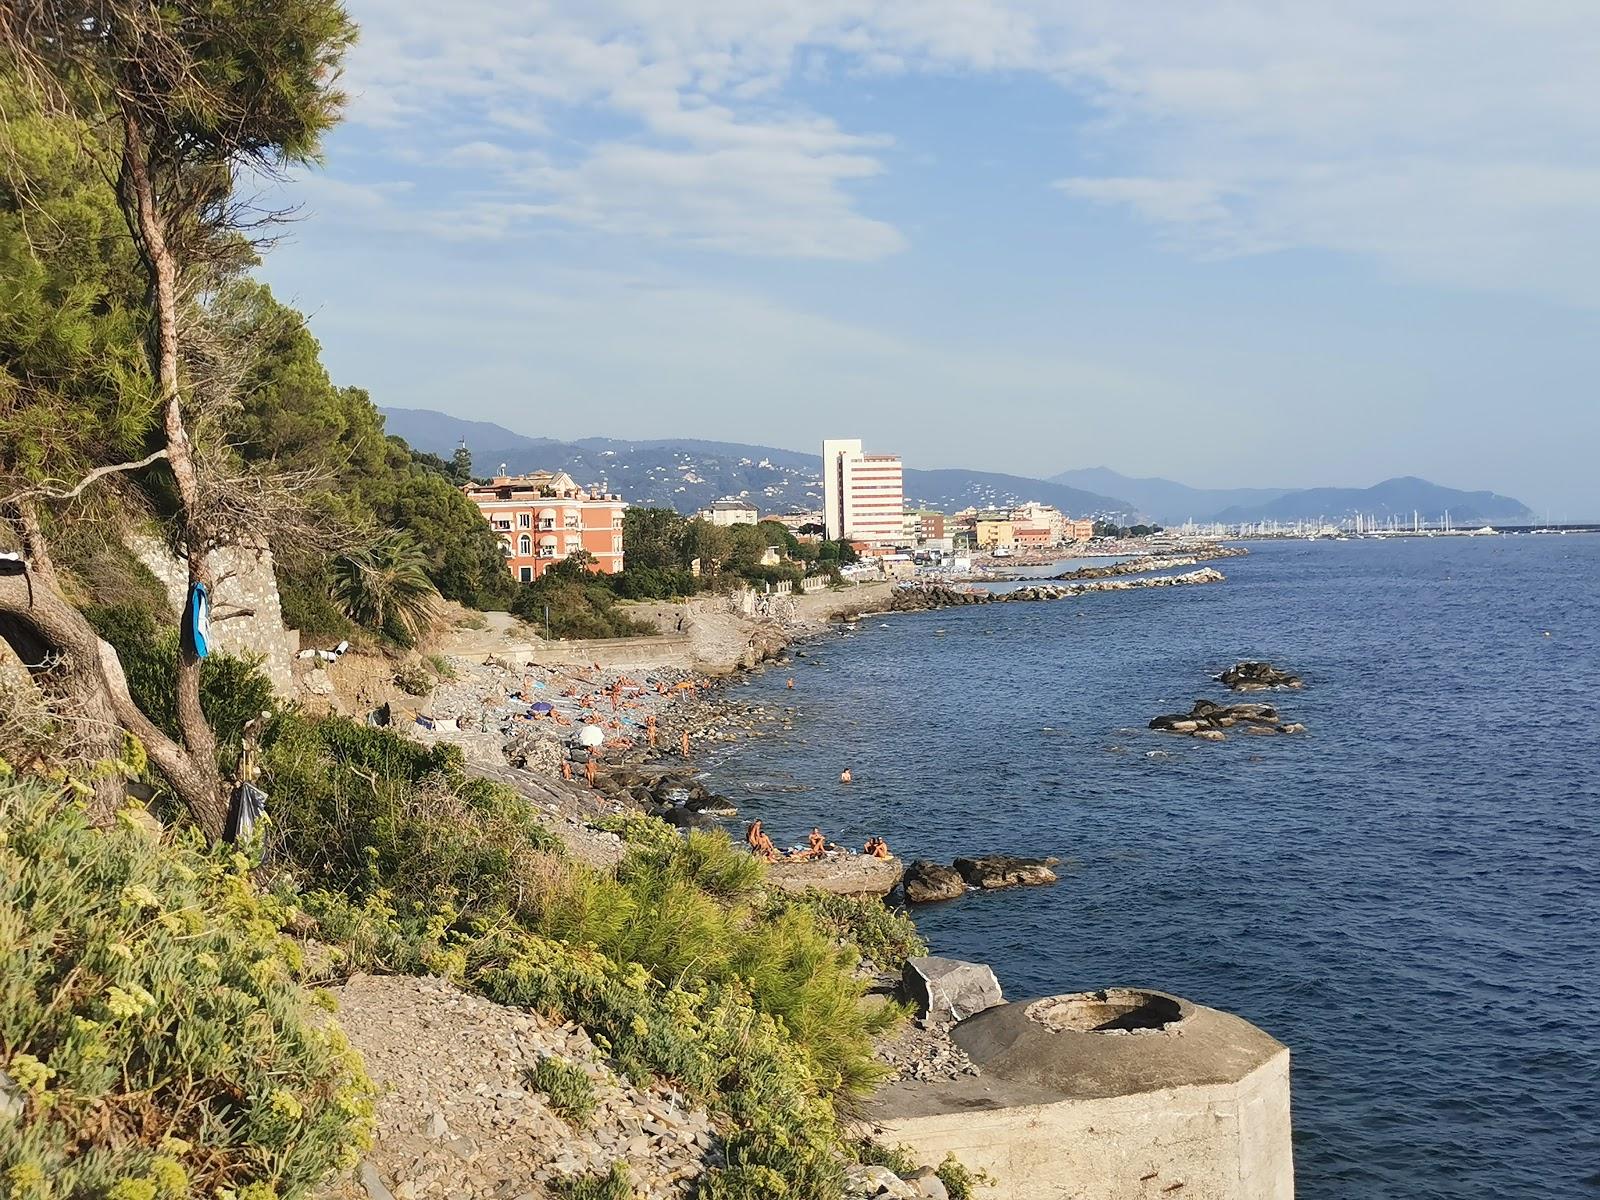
332, 533, 439, 644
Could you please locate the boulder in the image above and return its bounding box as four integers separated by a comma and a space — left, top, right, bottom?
1149, 699, 1302, 738
902, 860, 966, 904
952, 854, 1060, 890
902, 956, 1004, 1029
904, 1166, 949, 1200
1216, 660, 1304, 691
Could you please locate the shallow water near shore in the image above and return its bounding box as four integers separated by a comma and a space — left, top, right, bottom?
703, 536, 1600, 1199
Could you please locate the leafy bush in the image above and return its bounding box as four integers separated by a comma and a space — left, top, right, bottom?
550, 1162, 634, 1200
392, 662, 433, 696
0, 779, 374, 1200
84, 603, 277, 773
509, 559, 656, 640
938, 1153, 995, 1200
605, 566, 699, 601
530, 1056, 596, 1125
276, 564, 357, 641
853, 1139, 919, 1175
261, 714, 563, 921
775, 892, 928, 973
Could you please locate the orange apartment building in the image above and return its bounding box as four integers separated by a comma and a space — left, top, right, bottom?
464, 470, 627, 583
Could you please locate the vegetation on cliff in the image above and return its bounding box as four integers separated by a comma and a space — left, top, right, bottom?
0, 4, 931, 1197
0, 779, 375, 1200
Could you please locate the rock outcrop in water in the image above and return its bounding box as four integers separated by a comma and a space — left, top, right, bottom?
903, 860, 967, 904
1216, 661, 1304, 692
1149, 699, 1306, 739
954, 855, 1061, 890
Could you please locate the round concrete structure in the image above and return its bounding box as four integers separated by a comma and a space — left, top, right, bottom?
869, 988, 1294, 1200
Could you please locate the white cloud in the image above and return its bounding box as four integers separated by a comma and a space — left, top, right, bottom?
322, 0, 1600, 294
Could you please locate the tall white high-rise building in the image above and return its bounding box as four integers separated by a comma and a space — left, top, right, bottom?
822, 438, 904, 545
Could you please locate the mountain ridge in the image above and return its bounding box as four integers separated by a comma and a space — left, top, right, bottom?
381, 408, 1135, 517
381, 408, 1532, 526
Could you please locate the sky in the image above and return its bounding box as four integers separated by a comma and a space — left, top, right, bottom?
256, 1, 1600, 519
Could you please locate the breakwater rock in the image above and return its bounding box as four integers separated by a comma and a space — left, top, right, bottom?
1149, 699, 1306, 739
1216, 661, 1304, 691
886, 568, 1225, 614
955, 855, 1060, 890
1048, 544, 1247, 582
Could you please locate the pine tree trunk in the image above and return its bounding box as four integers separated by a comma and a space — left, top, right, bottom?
117, 109, 225, 835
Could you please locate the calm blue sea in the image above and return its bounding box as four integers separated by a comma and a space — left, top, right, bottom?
703, 536, 1600, 1199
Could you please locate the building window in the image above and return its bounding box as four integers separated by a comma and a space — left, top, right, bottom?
518, 513, 531, 528
518, 566, 532, 582
501, 539, 513, 557
518, 534, 531, 555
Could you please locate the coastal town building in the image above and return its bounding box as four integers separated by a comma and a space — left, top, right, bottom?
696, 498, 760, 527
974, 516, 1016, 551
464, 470, 627, 582
822, 438, 905, 546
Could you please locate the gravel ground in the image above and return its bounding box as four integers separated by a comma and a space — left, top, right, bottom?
318, 975, 716, 1200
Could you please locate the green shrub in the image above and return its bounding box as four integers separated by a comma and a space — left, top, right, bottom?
938, 1152, 995, 1200
423, 653, 457, 680
550, 1162, 634, 1200
392, 662, 432, 696
776, 892, 928, 973
84, 602, 277, 772
276, 563, 357, 641
260, 714, 563, 921
853, 1139, 919, 1175
529, 1056, 596, 1125
605, 566, 699, 601
0, 779, 374, 1200
509, 569, 656, 640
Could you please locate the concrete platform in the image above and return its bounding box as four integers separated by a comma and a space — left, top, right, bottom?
867, 988, 1293, 1200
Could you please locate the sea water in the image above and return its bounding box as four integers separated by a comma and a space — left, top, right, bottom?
703, 535, 1600, 1199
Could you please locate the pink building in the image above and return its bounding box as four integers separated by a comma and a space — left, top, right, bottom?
464, 471, 626, 583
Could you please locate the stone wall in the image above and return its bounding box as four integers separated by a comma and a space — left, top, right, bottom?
129, 536, 297, 698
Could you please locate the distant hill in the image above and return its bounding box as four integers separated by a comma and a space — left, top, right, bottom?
382, 408, 1134, 518
1052, 465, 1532, 525
1208, 476, 1533, 526
1051, 467, 1286, 525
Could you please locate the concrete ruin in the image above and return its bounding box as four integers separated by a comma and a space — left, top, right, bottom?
869, 988, 1293, 1200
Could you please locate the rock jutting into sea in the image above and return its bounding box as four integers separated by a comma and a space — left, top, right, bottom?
1149, 699, 1307, 740
903, 860, 968, 903
1048, 544, 1248, 581
888, 568, 1226, 613
902, 855, 1060, 903
1216, 661, 1305, 691
954, 854, 1060, 890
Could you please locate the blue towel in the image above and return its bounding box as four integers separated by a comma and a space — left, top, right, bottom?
183, 582, 211, 659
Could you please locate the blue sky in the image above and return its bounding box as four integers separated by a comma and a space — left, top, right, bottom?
257, 1, 1600, 518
